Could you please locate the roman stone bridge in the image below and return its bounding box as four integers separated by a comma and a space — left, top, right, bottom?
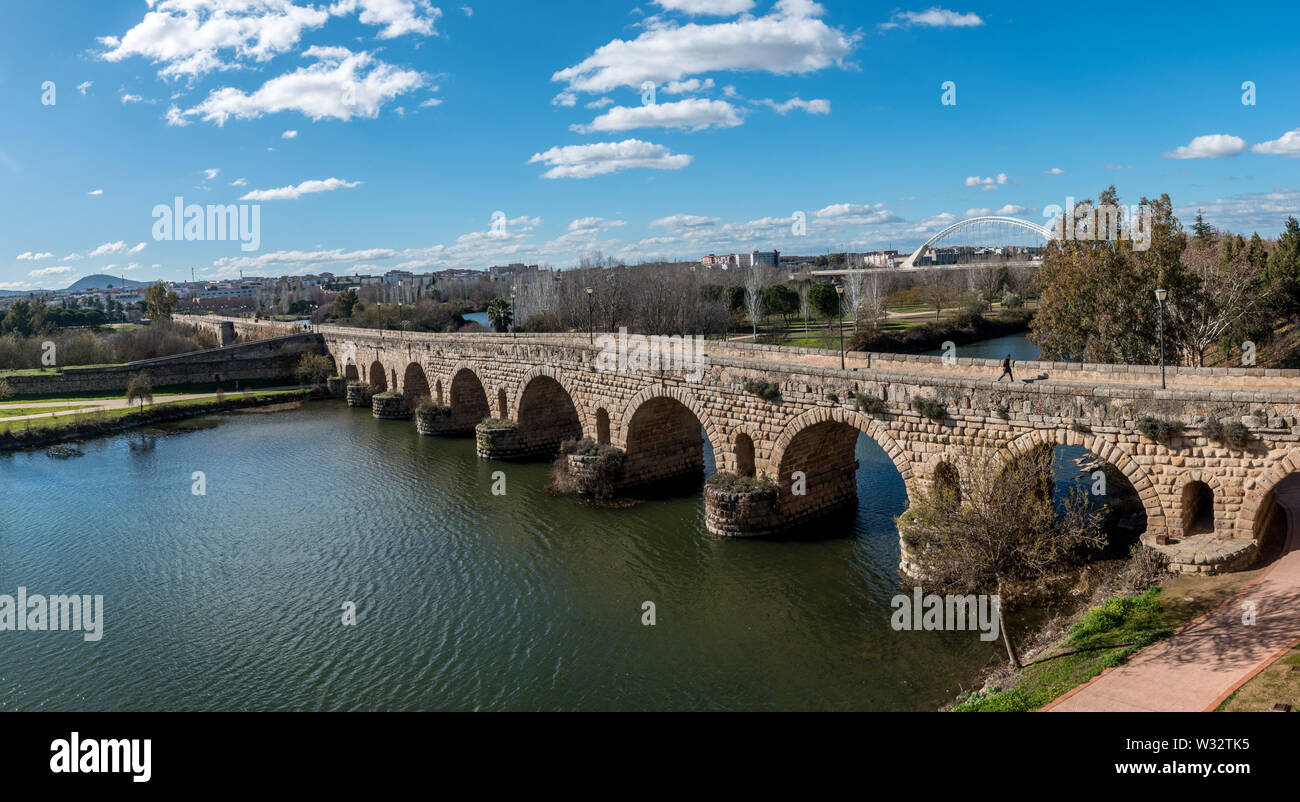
179, 315, 1300, 574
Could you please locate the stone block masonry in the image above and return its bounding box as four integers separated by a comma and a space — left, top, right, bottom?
183, 316, 1300, 574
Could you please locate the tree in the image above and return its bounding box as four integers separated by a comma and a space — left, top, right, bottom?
808, 281, 839, 324
486, 297, 513, 333
764, 283, 799, 329
796, 280, 812, 333
1267, 216, 1300, 316
1175, 244, 1275, 365
1191, 209, 1216, 247
295, 352, 334, 387
725, 284, 746, 313
916, 282, 955, 319
144, 283, 178, 321
898, 446, 1105, 668
743, 265, 765, 338
331, 288, 359, 319
126, 372, 153, 411
1, 300, 34, 336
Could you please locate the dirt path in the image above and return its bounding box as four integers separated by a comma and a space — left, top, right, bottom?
0, 386, 304, 423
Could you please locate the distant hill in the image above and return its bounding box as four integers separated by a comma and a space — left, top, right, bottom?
65, 274, 150, 292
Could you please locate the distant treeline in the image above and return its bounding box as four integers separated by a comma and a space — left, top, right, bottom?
0, 321, 219, 371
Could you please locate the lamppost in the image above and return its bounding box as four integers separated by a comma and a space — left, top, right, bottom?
1155, 287, 1168, 389
509, 288, 517, 340
585, 286, 594, 344
835, 283, 845, 370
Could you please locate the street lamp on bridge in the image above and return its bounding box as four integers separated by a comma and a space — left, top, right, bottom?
585, 286, 594, 344
835, 283, 845, 371
1155, 288, 1168, 389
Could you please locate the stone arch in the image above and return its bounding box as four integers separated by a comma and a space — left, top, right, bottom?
447, 366, 490, 430
402, 362, 431, 402
933, 460, 961, 505
368, 359, 388, 392
734, 431, 756, 478
595, 408, 611, 444
513, 366, 587, 425
770, 406, 915, 527
1002, 428, 1165, 533
1239, 451, 1300, 541
1176, 470, 1225, 536
615, 384, 723, 458
620, 391, 718, 491
514, 373, 583, 458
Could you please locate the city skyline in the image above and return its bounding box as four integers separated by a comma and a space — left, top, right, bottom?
3, 0, 1300, 291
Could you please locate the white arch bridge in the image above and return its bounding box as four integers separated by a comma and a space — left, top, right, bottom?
898, 215, 1054, 269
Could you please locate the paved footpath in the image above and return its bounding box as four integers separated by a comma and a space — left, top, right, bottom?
1045, 485, 1300, 711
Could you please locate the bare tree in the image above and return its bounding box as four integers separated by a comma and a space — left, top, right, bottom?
743, 264, 765, 338
899, 445, 1105, 668
1175, 246, 1275, 366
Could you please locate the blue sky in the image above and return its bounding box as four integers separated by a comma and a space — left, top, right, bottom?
2, 0, 1299, 290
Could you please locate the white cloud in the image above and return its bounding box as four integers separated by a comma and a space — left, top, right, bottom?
28, 266, 73, 278
1162, 134, 1247, 159
964, 173, 1010, 190
461, 6, 473, 16
88, 189, 104, 196
574, 98, 743, 133
76, 81, 93, 95
880, 8, 984, 29
329, 0, 442, 39
654, 0, 755, 14
755, 96, 830, 115
553, 0, 857, 94
231, 177, 248, 186
419, 97, 443, 107
1251, 128, 1300, 158
175, 47, 424, 125
662, 78, 715, 94
203, 168, 220, 179
240, 177, 362, 200
650, 213, 720, 230
585, 97, 613, 109
16, 252, 56, 261
995, 204, 1027, 215
1044, 167, 1065, 175
97, 0, 333, 79
89, 241, 147, 256
568, 217, 627, 232
121, 93, 143, 104
552, 91, 577, 107
813, 202, 901, 225
282, 129, 299, 139
529, 139, 692, 179
1174, 189, 1300, 234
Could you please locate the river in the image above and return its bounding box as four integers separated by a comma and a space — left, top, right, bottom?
0, 401, 1012, 711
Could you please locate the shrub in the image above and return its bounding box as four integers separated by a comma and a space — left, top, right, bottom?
0, 378, 12, 401
414, 398, 450, 416
1136, 416, 1182, 446
825, 392, 839, 403
855, 393, 886, 415
1000, 289, 1024, 309
553, 438, 625, 498
1201, 417, 1225, 441
995, 404, 1010, 420
479, 417, 514, 429
1222, 421, 1251, 448
706, 471, 777, 496
910, 396, 946, 422
742, 377, 781, 402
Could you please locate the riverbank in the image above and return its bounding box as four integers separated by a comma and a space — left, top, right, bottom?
0, 388, 316, 451
949, 558, 1269, 711
851, 310, 1034, 354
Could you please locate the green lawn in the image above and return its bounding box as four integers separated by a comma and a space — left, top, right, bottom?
0, 405, 93, 419
8, 376, 293, 402
0, 389, 307, 435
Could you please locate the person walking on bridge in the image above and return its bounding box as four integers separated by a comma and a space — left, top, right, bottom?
997, 354, 1014, 382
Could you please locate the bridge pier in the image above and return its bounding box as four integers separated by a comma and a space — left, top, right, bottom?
475, 420, 540, 460
345, 381, 370, 407
415, 405, 463, 436
372, 392, 410, 420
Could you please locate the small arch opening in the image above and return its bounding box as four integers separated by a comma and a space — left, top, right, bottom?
497, 388, 508, 418
1181, 480, 1215, 536
735, 433, 755, 477
596, 408, 611, 444
368, 360, 388, 392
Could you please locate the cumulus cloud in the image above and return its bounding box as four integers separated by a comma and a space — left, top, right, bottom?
88, 189, 104, 196
813, 202, 901, 225
282, 129, 299, 139
573, 98, 743, 133
649, 213, 720, 230
755, 96, 830, 115
964, 173, 1010, 190
328, 0, 441, 38
239, 177, 362, 200
654, 0, 755, 14
568, 217, 627, 232
880, 8, 984, 29
529, 139, 692, 179
28, 266, 73, 278
89, 241, 147, 256
172, 47, 423, 125
1044, 167, 1065, 174
662, 78, 715, 94
203, 167, 220, 179
16, 252, 56, 261
552, 91, 577, 107
121, 93, 143, 104
1251, 128, 1300, 157
552, 0, 857, 94
76, 81, 93, 95
1162, 134, 1247, 159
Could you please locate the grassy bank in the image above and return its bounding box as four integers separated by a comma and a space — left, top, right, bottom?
950, 567, 1265, 712
0, 389, 314, 449
6, 376, 293, 403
